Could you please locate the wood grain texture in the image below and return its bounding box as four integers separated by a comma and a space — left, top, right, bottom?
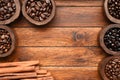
0, 47, 106, 67
13, 28, 101, 47
10, 7, 109, 27
20, 0, 103, 7
1, 0, 107, 80
41, 67, 101, 80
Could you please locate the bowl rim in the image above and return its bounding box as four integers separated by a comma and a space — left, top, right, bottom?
0, 25, 15, 57
99, 56, 120, 80
0, 0, 21, 25
99, 24, 120, 56
104, 0, 120, 23
22, 0, 56, 26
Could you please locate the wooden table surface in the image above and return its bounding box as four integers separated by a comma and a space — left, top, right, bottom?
0, 0, 111, 80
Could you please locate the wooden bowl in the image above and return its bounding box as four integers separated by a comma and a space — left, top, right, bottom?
0, 25, 15, 57
104, 0, 120, 23
99, 56, 120, 80
100, 24, 120, 56
0, 0, 21, 25
22, 0, 56, 25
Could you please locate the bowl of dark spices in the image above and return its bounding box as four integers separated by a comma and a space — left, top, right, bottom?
104, 0, 120, 23
0, 25, 15, 57
99, 56, 120, 80
100, 24, 120, 55
0, 0, 21, 24
22, 0, 56, 25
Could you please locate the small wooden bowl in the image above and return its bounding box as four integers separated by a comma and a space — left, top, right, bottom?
100, 24, 120, 56
22, 0, 56, 25
99, 56, 120, 80
0, 25, 15, 57
0, 0, 21, 25
104, 0, 120, 23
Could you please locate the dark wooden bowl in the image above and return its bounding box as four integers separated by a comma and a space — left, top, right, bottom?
22, 0, 56, 25
99, 56, 120, 80
0, 25, 15, 57
100, 24, 120, 56
104, 0, 120, 23
0, 0, 21, 25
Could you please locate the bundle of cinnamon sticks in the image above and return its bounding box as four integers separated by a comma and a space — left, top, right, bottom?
0, 61, 54, 80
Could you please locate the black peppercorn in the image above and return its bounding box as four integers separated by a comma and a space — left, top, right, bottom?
108, 0, 120, 19
104, 27, 120, 51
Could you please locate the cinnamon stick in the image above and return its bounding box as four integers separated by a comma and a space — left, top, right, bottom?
0, 72, 36, 77
0, 61, 39, 68
0, 66, 35, 74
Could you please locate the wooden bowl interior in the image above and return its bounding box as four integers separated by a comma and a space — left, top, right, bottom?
104, 0, 120, 23
100, 24, 120, 55
0, 25, 15, 57
0, 0, 21, 25
99, 56, 120, 80
22, 0, 56, 25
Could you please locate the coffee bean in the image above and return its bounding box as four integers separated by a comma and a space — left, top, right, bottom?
105, 58, 120, 80
108, 0, 120, 19
0, 0, 16, 21
26, 0, 53, 22
104, 27, 120, 51
0, 29, 12, 54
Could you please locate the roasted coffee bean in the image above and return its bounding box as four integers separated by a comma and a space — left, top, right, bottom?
26, 0, 53, 22
105, 58, 120, 80
0, 29, 12, 54
104, 27, 120, 51
0, 0, 16, 21
108, 0, 120, 19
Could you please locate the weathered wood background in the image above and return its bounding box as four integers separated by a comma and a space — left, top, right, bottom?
0, 0, 111, 80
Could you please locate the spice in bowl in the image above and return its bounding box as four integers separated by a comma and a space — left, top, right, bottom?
26, 0, 53, 22
0, 25, 15, 57
99, 56, 120, 80
100, 24, 120, 55
105, 58, 120, 80
104, 27, 120, 51
108, 0, 120, 19
22, 0, 56, 25
0, 0, 16, 21
0, 29, 12, 54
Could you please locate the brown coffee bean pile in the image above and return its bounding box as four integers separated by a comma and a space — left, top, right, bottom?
108, 0, 120, 19
26, 0, 53, 22
104, 27, 120, 51
0, 29, 12, 54
0, 0, 16, 21
105, 58, 120, 80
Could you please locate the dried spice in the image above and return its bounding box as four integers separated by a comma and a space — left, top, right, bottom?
108, 0, 120, 19
105, 58, 120, 80
0, 0, 16, 21
0, 29, 12, 54
104, 27, 120, 51
26, 0, 53, 22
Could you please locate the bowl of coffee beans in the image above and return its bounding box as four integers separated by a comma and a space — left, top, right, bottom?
22, 0, 56, 25
100, 24, 120, 55
99, 56, 120, 80
0, 0, 21, 24
0, 25, 15, 57
104, 0, 120, 23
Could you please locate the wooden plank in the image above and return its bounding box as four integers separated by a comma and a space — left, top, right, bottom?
56, 0, 103, 7
0, 47, 106, 67
20, 0, 103, 7
40, 67, 101, 80
10, 7, 109, 27
13, 28, 101, 47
